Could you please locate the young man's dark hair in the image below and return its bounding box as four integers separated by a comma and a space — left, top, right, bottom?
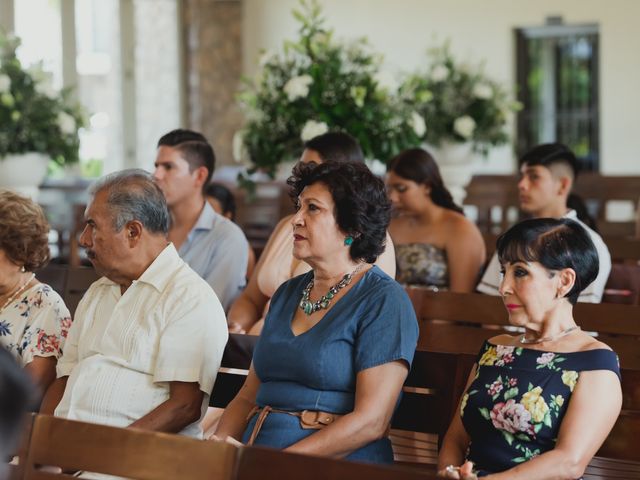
519, 143, 580, 179
303, 131, 364, 164
157, 129, 216, 185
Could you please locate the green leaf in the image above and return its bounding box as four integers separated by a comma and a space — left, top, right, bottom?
501, 431, 514, 446
543, 411, 552, 428
478, 408, 490, 420
504, 387, 519, 400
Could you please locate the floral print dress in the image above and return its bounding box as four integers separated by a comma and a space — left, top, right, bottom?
0, 283, 71, 366
395, 243, 449, 290
460, 341, 620, 475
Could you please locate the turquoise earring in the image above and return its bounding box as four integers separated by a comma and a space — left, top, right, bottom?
344, 236, 354, 246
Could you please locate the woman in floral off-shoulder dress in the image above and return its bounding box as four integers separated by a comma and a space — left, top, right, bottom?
438, 218, 621, 479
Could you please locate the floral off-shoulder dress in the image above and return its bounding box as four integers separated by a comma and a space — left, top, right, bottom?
0, 283, 72, 366
460, 341, 620, 476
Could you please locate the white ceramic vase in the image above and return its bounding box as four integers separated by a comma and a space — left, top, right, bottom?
424, 140, 476, 205
0, 152, 50, 200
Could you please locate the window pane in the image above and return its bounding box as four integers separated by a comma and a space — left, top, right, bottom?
75, 0, 122, 175
14, 0, 63, 89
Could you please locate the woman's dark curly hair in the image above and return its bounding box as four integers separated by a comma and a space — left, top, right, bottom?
287, 161, 390, 263
388, 148, 464, 214
0, 189, 50, 271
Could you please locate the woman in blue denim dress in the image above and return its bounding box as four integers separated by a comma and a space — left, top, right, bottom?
214, 161, 418, 464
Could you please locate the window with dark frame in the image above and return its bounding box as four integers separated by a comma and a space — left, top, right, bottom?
515, 22, 599, 171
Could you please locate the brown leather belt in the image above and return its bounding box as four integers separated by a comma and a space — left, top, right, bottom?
246, 405, 343, 445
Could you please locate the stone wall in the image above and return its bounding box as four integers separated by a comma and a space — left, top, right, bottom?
182, 0, 243, 167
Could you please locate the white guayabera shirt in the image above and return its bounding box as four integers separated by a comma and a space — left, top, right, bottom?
55, 244, 228, 438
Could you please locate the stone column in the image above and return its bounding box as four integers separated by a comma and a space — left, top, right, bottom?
181, 0, 243, 167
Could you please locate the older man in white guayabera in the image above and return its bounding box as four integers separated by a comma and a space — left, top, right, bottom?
41, 170, 228, 449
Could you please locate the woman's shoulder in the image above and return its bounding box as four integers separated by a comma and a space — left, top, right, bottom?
27, 282, 66, 306
442, 209, 480, 234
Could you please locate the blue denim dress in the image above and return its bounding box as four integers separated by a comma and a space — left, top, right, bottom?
242, 266, 419, 464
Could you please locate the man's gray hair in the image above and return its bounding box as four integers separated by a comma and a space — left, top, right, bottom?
89, 169, 170, 235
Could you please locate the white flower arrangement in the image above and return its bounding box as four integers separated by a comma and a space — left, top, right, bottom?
0, 32, 84, 166
236, 0, 425, 180
400, 41, 520, 153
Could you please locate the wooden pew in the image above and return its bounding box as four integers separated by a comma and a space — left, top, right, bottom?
22, 415, 237, 480
464, 173, 640, 237
235, 445, 441, 480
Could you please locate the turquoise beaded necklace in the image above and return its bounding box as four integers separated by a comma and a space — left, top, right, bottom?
299, 264, 364, 315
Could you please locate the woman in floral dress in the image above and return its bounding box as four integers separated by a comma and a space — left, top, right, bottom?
0, 190, 71, 404
438, 218, 621, 479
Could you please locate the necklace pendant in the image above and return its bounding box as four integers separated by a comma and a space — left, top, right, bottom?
303, 302, 314, 315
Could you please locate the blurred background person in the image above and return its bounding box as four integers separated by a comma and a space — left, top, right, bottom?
0, 189, 71, 406
386, 148, 485, 292
205, 182, 256, 280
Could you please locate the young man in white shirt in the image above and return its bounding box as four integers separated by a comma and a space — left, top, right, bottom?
41, 170, 228, 438
153, 129, 248, 311
477, 143, 611, 303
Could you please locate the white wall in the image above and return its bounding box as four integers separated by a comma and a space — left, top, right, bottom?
242, 0, 640, 175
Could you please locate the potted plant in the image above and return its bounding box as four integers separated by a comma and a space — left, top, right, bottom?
400, 41, 520, 202
234, 0, 426, 186
0, 31, 85, 197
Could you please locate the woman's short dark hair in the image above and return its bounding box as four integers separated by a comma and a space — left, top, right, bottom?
0, 189, 50, 271
388, 148, 463, 214
287, 161, 390, 263
205, 183, 236, 221
304, 131, 364, 164
496, 218, 599, 305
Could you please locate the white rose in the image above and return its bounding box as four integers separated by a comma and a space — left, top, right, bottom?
57, 111, 76, 135
453, 115, 477, 139
472, 83, 493, 100
258, 50, 275, 67
283, 74, 313, 102
35, 81, 58, 99
300, 120, 329, 142
374, 71, 398, 93
232, 130, 249, 164
0, 74, 11, 93
409, 111, 426, 137
430, 64, 449, 82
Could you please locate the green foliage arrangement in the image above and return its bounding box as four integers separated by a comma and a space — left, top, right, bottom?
235, 0, 426, 180
400, 42, 520, 154
0, 31, 85, 166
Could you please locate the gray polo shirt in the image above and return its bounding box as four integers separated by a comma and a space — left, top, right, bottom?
178, 201, 249, 311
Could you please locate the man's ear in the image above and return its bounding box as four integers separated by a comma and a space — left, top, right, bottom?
194, 166, 209, 189
125, 221, 144, 246
557, 175, 573, 197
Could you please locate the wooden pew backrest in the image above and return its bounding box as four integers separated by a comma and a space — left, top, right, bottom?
23, 415, 237, 480
235, 445, 440, 480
